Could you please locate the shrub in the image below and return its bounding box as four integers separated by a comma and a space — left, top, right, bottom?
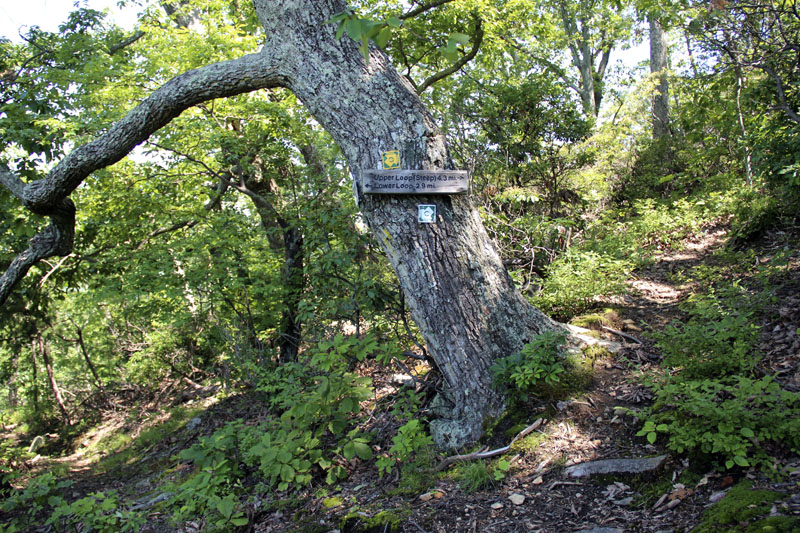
654, 286, 761, 379
637, 376, 800, 471
491, 331, 567, 399
375, 419, 433, 477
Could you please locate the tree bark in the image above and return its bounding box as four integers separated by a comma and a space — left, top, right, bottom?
649, 16, 670, 139
30, 339, 39, 414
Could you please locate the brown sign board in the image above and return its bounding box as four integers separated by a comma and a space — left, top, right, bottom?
362, 170, 469, 194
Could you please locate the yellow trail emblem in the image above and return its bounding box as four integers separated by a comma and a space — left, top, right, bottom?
381, 150, 401, 169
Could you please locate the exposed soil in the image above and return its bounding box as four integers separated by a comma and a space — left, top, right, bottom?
12, 224, 800, 532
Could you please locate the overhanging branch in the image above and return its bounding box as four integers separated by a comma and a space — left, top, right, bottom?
0, 170, 25, 200
0, 50, 288, 306
0, 199, 75, 305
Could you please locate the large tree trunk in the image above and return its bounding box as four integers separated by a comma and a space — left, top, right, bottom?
253, 0, 561, 449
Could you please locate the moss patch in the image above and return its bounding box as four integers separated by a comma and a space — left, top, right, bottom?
340, 508, 410, 532
570, 308, 622, 330
693, 480, 798, 533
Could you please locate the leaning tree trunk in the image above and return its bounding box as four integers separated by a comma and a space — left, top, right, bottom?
253, 0, 561, 449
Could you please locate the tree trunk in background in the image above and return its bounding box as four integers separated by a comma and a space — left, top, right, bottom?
30, 339, 39, 413
76, 327, 107, 397
254, 0, 561, 449
278, 225, 303, 362
649, 16, 670, 139
39, 336, 71, 426
733, 66, 754, 185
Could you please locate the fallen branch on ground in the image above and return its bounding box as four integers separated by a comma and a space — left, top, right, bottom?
435, 418, 544, 472
602, 326, 643, 344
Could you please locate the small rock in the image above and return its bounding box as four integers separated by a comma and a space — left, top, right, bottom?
491, 502, 504, 510
532, 476, 544, 485
613, 497, 634, 506
509, 493, 525, 506
186, 417, 202, 431
419, 492, 433, 502
564, 455, 667, 478
391, 374, 414, 387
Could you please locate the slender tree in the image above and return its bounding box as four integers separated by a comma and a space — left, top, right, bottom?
649, 15, 670, 139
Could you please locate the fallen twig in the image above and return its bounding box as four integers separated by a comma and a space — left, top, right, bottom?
602, 326, 643, 344
435, 418, 544, 471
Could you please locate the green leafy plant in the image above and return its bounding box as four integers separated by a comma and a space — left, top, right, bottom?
491, 331, 567, 399
637, 376, 800, 470
0, 473, 72, 532
177, 368, 373, 506
534, 250, 632, 319
48, 491, 145, 533
451, 458, 511, 494
376, 419, 433, 477
654, 286, 761, 379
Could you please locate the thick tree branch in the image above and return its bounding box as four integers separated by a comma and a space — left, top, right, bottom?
417, 16, 483, 93
0, 199, 75, 305
21, 51, 286, 213
435, 418, 544, 471
0, 170, 26, 200
758, 62, 800, 124
0, 51, 288, 306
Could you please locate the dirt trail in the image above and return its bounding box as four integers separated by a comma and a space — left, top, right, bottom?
251, 229, 741, 532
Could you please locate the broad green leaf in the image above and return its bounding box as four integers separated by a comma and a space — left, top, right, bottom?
280, 463, 295, 482
216, 496, 235, 519
343, 441, 355, 460
340, 397, 354, 413
345, 18, 361, 41
733, 455, 749, 467
374, 27, 392, 50
277, 448, 292, 463
353, 441, 372, 460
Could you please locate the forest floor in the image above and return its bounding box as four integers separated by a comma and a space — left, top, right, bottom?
8, 222, 800, 532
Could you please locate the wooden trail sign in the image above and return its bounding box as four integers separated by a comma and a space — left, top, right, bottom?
362, 170, 469, 194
